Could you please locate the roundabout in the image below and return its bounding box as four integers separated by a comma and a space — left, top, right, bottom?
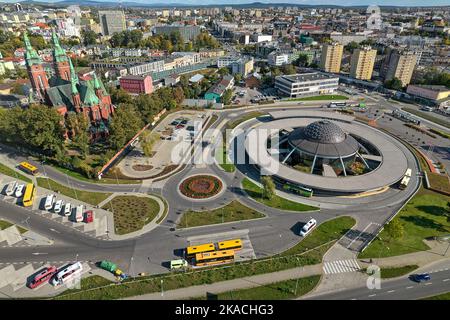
178, 174, 225, 200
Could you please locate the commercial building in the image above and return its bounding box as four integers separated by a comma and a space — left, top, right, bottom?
406, 85, 450, 108
320, 42, 343, 73
350, 46, 377, 80
268, 52, 289, 66
381, 48, 418, 86
275, 72, 339, 98
119, 75, 153, 95
99, 11, 126, 36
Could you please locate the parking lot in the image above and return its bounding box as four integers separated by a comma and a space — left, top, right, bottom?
231, 86, 280, 106
117, 111, 207, 178
0, 178, 109, 239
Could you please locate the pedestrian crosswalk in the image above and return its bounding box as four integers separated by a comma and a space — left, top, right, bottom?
323, 259, 361, 275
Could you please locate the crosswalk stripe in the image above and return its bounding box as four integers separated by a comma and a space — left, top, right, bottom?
323, 259, 361, 274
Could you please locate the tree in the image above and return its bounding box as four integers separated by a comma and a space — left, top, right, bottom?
65, 113, 90, 158
81, 30, 97, 46
281, 64, 296, 75
384, 219, 404, 241
344, 41, 359, 53
218, 67, 230, 76
384, 77, 404, 91
221, 89, 233, 105
261, 176, 276, 200
295, 54, 310, 67
109, 104, 144, 150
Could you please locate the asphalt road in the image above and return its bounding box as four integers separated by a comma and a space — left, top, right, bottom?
306, 262, 450, 300
0, 103, 423, 289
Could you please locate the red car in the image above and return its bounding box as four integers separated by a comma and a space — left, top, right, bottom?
28, 266, 58, 289
84, 210, 94, 223
176, 124, 185, 129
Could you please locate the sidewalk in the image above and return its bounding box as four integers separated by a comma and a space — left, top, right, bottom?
124, 264, 323, 300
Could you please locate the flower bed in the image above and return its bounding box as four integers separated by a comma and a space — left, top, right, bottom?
179, 175, 223, 199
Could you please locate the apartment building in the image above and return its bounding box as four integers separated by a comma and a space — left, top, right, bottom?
99, 11, 126, 36
320, 42, 343, 73
350, 46, 377, 80
381, 48, 418, 86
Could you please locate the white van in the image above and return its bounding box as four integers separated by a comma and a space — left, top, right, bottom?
15, 184, 25, 198
63, 203, 72, 216
5, 181, 18, 196
54, 199, 65, 214
44, 194, 56, 211
299, 218, 317, 237
74, 205, 84, 222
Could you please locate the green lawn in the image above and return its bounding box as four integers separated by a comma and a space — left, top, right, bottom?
177, 200, 265, 228
36, 177, 111, 206
359, 188, 450, 259
380, 265, 418, 279
58, 275, 113, 296
226, 111, 266, 129
0, 219, 28, 234
53, 165, 140, 185
287, 95, 348, 102
0, 162, 32, 183
403, 108, 450, 129
215, 144, 235, 173
242, 178, 319, 212
422, 292, 450, 300
154, 195, 169, 225
54, 216, 354, 300
102, 195, 161, 235
193, 275, 321, 300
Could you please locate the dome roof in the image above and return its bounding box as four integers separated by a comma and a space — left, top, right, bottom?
303, 120, 346, 144
287, 120, 360, 158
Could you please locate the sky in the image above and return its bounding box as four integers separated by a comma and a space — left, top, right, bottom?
2, 0, 450, 6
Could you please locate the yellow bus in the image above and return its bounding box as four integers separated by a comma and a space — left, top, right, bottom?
186, 243, 215, 259
194, 250, 235, 267
18, 162, 39, 175
218, 238, 242, 251
22, 183, 36, 207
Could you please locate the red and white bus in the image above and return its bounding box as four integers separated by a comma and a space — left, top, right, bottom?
28, 266, 58, 289
50, 262, 83, 286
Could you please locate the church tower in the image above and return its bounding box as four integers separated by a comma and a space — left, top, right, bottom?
24, 32, 49, 101
51, 31, 71, 81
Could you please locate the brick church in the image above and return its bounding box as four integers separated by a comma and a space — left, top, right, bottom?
24, 31, 114, 139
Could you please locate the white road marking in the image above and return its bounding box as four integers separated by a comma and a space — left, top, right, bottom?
323, 259, 361, 274
424, 282, 432, 286
443, 279, 449, 282
368, 294, 376, 297
406, 286, 414, 289
387, 290, 395, 293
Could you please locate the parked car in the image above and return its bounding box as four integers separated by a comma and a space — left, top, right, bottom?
176, 124, 185, 129
84, 210, 94, 223
54, 199, 65, 214
15, 184, 25, 198
44, 194, 56, 211
409, 273, 431, 283
63, 203, 72, 216
5, 181, 18, 196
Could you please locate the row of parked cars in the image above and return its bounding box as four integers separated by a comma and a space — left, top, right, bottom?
43, 194, 94, 223
4, 181, 25, 198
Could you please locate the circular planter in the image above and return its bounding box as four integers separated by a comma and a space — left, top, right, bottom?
179, 175, 224, 199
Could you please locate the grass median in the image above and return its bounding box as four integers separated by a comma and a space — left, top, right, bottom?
226, 111, 266, 130
0, 162, 32, 183
177, 200, 265, 229
102, 195, 161, 235
215, 144, 235, 173
242, 178, 319, 212
0, 219, 27, 234
422, 292, 450, 300
359, 188, 450, 259
36, 177, 111, 206
53, 165, 140, 185
191, 275, 321, 300
54, 216, 354, 300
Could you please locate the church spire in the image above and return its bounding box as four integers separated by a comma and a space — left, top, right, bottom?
69, 57, 78, 85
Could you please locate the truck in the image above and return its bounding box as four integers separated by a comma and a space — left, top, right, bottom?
99, 260, 129, 281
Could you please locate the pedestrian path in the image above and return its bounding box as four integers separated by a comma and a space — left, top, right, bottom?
322, 259, 361, 275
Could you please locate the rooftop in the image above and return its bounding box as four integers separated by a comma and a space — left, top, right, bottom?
277, 72, 338, 83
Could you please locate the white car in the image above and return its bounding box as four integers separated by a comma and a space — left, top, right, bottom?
299, 218, 317, 237
5, 181, 18, 196
44, 194, 56, 211
63, 203, 72, 216
54, 199, 65, 214
15, 184, 25, 198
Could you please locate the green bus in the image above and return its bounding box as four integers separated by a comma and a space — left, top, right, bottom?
283, 183, 313, 197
